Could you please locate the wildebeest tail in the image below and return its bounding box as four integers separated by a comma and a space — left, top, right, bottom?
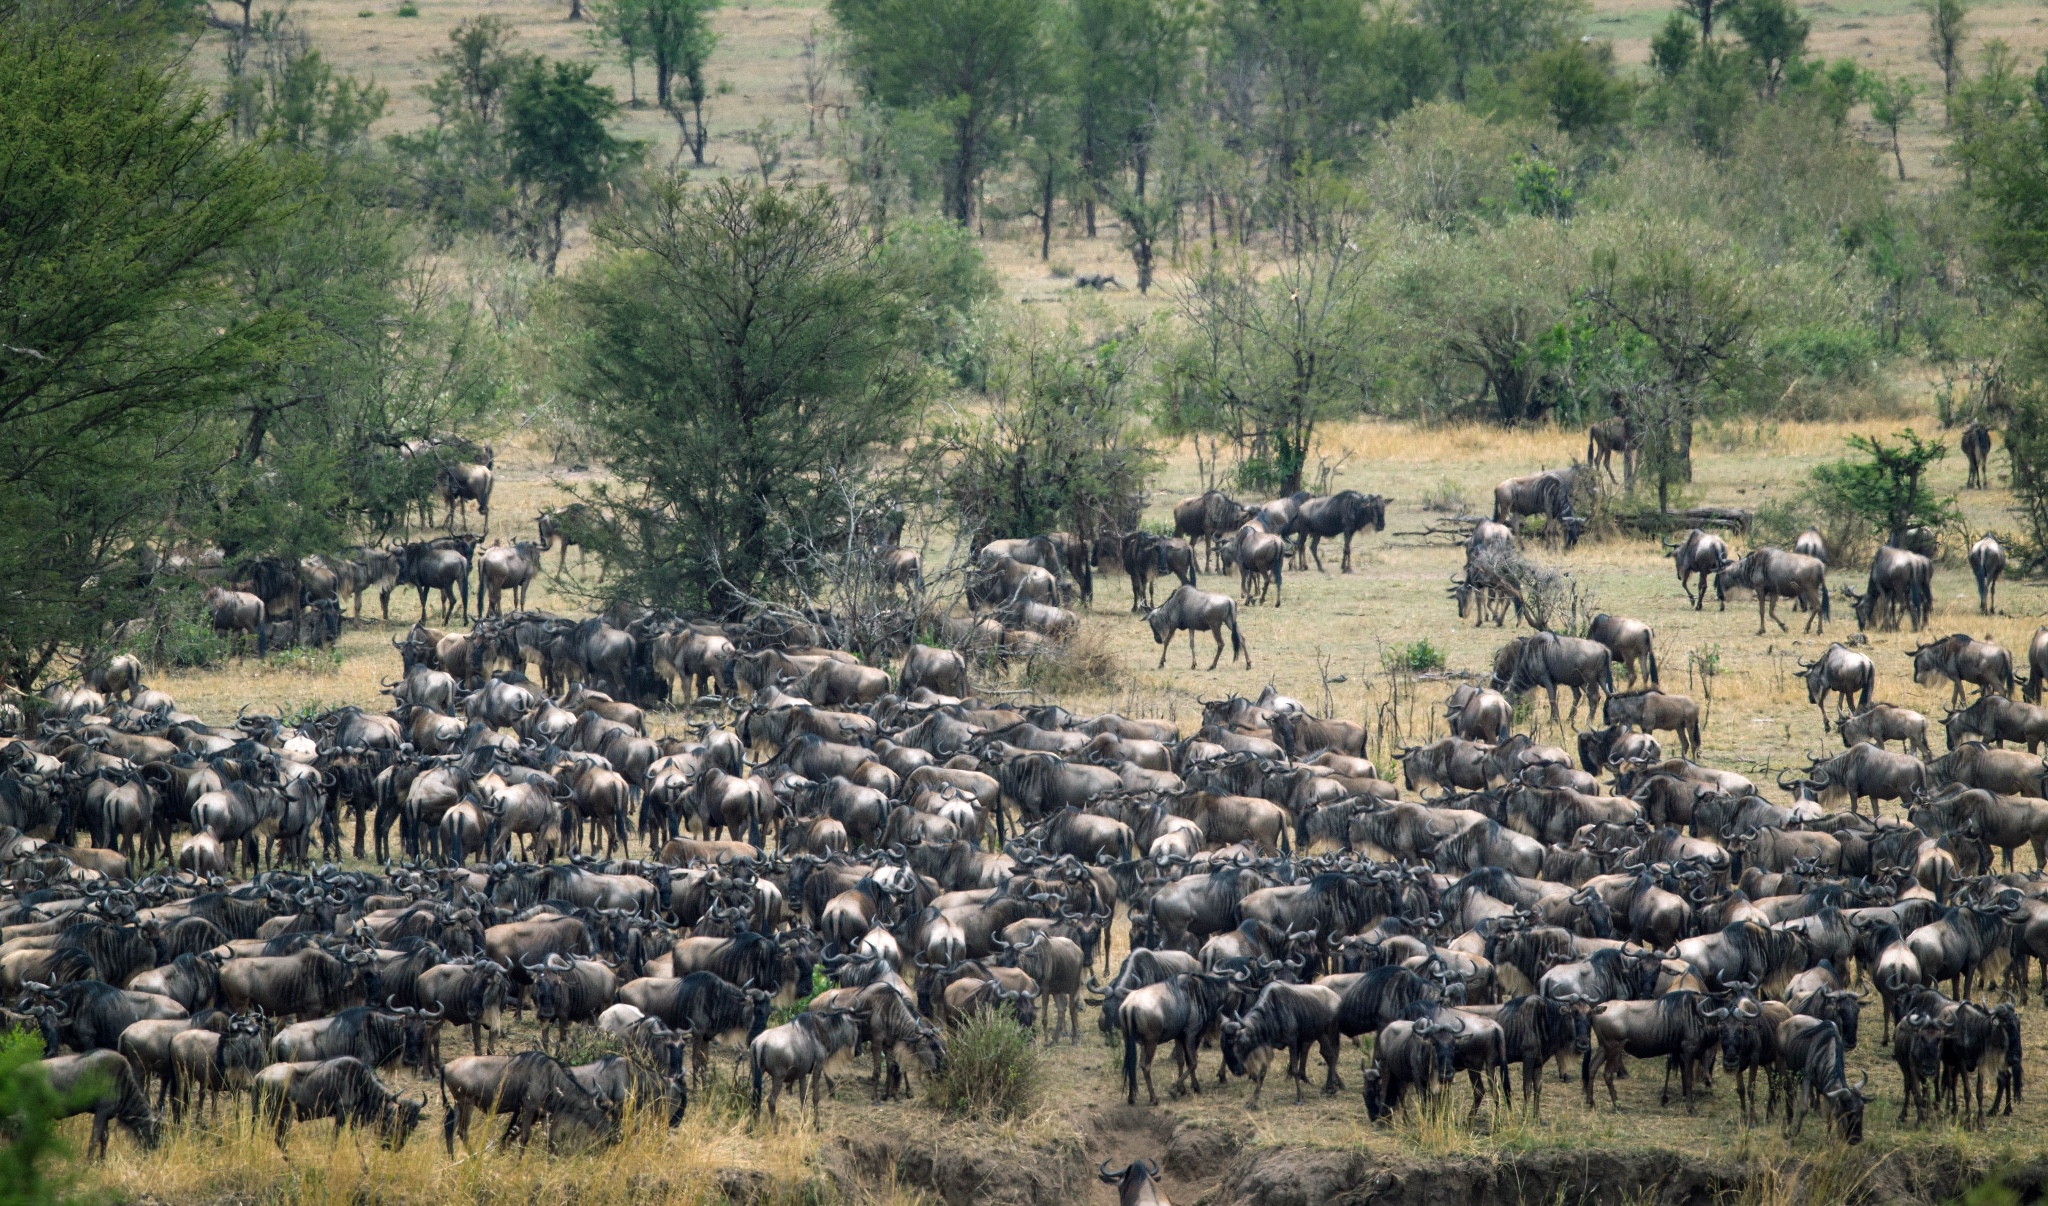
749, 1045, 764, 1112
1645, 638, 1659, 687
1122, 1026, 1138, 1100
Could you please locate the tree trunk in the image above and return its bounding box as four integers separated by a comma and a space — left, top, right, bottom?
1039, 166, 1053, 261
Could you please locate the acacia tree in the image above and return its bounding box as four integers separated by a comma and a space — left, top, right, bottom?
504, 59, 644, 273
1812, 430, 1958, 546
564, 179, 927, 614
832, 0, 1049, 224
1920, 0, 1968, 100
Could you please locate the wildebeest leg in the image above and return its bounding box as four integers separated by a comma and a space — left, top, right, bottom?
1207, 628, 1225, 671
1546, 686, 1561, 725
1156, 631, 1173, 670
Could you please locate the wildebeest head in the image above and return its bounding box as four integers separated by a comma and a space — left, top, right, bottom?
1412, 1014, 1463, 1085
1827, 1071, 1871, 1144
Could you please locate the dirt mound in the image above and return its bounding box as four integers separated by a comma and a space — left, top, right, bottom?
829, 1126, 1090, 1206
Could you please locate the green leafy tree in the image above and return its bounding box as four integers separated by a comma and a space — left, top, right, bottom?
623, 0, 722, 166
0, 8, 289, 688
1068, 0, 1194, 236
934, 317, 1159, 544
833, 0, 1049, 224
1727, 0, 1809, 99
1676, 0, 1725, 43
1920, 0, 1969, 100
504, 59, 644, 274
0, 1026, 98, 1206
1165, 176, 1377, 493
386, 17, 528, 241
1412, 0, 1584, 101
1859, 68, 1919, 180
563, 179, 928, 613
1515, 39, 1633, 137
1651, 12, 1696, 77
1812, 430, 1958, 546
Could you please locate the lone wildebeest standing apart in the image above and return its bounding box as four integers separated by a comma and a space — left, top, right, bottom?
1586, 613, 1658, 688
1970, 534, 2006, 615
1587, 414, 1633, 483
1664, 528, 1728, 610
1145, 585, 1249, 671
203, 587, 267, 659
439, 447, 493, 534
1963, 421, 1993, 489
1717, 547, 1829, 635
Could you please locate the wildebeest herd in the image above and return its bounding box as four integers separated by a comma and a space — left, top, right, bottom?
5, 462, 2045, 1188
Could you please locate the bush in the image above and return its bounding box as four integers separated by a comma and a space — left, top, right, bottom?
1383, 638, 1447, 674
927, 1012, 1040, 1120
119, 585, 229, 670
1421, 478, 1470, 514
264, 646, 343, 676
1766, 322, 1881, 383
1018, 625, 1121, 695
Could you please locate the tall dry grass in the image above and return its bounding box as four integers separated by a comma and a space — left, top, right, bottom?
87, 1102, 829, 1206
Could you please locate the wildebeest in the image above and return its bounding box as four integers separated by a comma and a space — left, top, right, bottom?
1586, 614, 1658, 688
1495, 633, 1613, 724
1220, 981, 1343, 1106
1173, 491, 1253, 571
440, 1051, 616, 1153
478, 541, 541, 617
1794, 528, 1828, 564
1099, 1160, 1171, 1206
1913, 633, 2016, 707
749, 1008, 861, 1120
38, 1049, 160, 1157
393, 539, 475, 625
1970, 535, 2006, 614
1289, 490, 1385, 573
1963, 420, 1993, 489
1785, 743, 1926, 821
2028, 628, 2048, 706
1602, 690, 1701, 760
1798, 643, 1876, 732
1493, 468, 1581, 547
1717, 548, 1829, 635
1587, 415, 1632, 483
1780, 1016, 1869, 1142
1665, 529, 1729, 610
1218, 523, 1285, 607
1839, 703, 1931, 758
1846, 545, 1932, 633
1584, 992, 1717, 1113
438, 449, 494, 533
1119, 972, 1236, 1105
203, 587, 268, 659
537, 503, 601, 573
1145, 586, 1249, 671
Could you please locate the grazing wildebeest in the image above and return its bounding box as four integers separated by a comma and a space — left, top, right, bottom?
1289, 490, 1385, 573
1780, 1017, 1870, 1142
203, 587, 268, 659
1913, 633, 2016, 707
1586, 613, 1658, 688
1172, 490, 1252, 571
1717, 547, 1829, 635
1587, 416, 1632, 483
1601, 690, 1702, 759
1495, 633, 1613, 725
39, 1050, 159, 1158
1798, 643, 1876, 732
440, 1051, 617, 1153
1665, 529, 1729, 610
439, 449, 494, 533
1963, 421, 1993, 489
1970, 535, 2006, 615
1839, 703, 1931, 758
1219, 523, 1285, 607
1145, 586, 1248, 671
478, 541, 541, 617
1846, 545, 1932, 633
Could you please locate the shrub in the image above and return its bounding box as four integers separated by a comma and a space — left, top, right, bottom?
927, 1013, 1040, 1120
1019, 625, 1120, 695
1383, 638, 1446, 674
1421, 478, 1469, 513
119, 585, 229, 670
265, 646, 343, 676
1767, 322, 1881, 383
